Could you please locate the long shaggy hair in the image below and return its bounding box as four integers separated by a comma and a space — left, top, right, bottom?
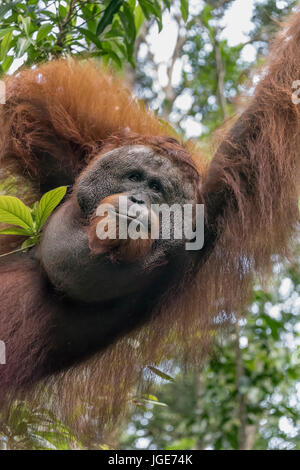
0, 7, 300, 438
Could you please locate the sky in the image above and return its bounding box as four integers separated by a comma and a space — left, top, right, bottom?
221, 0, 256, 45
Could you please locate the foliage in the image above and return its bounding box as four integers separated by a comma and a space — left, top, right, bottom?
131, 0, 298, 135
0, 401, 82, 450
0, 186, 67, 253
250, 0, 298, 57
0, 0, 175, 72
121, 259, 300, 450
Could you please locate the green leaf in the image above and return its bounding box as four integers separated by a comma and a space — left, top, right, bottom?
21, 237, 36, 250
96, 0, 124, 37
139, 0, 162, 31
16, 37, 31, 58
102, 52, 122, 69
134, 5, 145, 34
0, 31, 13, 61
58, 5, 67, 19
0, 28, 14, 40
128, 0, 136, 11
0, 2, 18, 19
147, 366, 175, 382
104, 26, 124, 39
1, 55, 13, 72
77, 27, 102, 49
139, 398, 168, 407
143, 394, 158, 401
119, 3, 136, 44
180, 0, 189, 22
36, 186, 67, 230
41, 10, 57, 21
18, 15, 31, 37
30, 201, 39, 217
36, 24, 53, 43
201, 4, 213, 27
0, 196, 34, 231
162, 0, 171, 9
138, 394, 168, 406
100, 42, 122, 68
0, 227, 31, 236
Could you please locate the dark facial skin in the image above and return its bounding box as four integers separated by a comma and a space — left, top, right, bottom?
76, 145, 195, 214
38, 146, 196, 304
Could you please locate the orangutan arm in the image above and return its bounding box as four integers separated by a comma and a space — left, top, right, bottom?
202, 10, 300, 266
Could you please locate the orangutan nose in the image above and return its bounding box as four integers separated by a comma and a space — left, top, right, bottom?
129, 194, 146, 205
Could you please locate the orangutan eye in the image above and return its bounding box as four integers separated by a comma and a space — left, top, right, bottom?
149, 180, 161, 192
128, 172, 142, 182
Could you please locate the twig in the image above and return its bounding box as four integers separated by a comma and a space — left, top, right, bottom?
56, 0, 77, 51
0, 245, 34, 258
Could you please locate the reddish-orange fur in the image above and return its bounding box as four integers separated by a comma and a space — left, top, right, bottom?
0, 8, 300, 437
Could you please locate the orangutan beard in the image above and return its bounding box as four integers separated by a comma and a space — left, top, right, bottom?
87, 194, 159, 262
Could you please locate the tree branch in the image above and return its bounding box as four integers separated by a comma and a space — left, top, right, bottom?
214, 36, 227, 120
56, 0, 77, 52
161, 17, 186, 119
